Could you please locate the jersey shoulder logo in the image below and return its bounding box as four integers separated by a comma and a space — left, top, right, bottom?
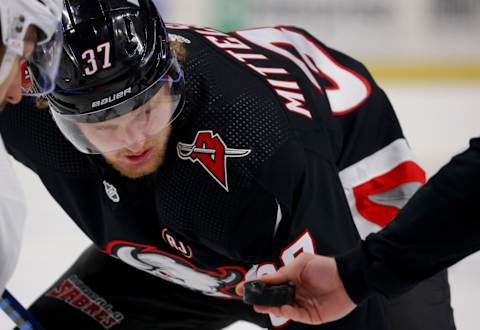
176, 130, 251, 192
103, 180, 120, 203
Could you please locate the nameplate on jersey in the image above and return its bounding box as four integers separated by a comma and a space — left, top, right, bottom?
167, 24, 371, 118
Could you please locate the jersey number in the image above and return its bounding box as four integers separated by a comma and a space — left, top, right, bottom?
257, 231, 315, 327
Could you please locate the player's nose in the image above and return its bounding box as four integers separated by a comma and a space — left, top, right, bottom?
125, 141, 146, 154
122, 126, 147, 151
5, 67, 23, 105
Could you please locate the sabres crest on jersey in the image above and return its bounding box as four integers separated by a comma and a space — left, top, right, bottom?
177, 131, 251, 192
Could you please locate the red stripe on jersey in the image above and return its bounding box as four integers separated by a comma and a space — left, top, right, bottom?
353, 161, 426, 228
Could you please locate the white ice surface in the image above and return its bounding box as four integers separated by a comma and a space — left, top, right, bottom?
1, 83, 479, 329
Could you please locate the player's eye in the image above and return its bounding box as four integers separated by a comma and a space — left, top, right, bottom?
145, 107, 152, 119
95, 125, 116, 133
133, 107, 151, 123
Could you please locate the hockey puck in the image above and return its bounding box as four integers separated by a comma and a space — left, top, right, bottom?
243, 280, 296, 306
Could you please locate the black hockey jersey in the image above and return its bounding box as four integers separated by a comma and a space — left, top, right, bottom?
1, 25, 428, 329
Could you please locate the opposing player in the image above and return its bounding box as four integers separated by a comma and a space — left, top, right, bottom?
0, 0, 455, 329
0, 0, 62, 295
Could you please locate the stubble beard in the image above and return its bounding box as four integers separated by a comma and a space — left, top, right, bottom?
103, 126, 173, 179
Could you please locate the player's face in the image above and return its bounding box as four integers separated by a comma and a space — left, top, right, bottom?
0, 27, 37, 111
79, 83, 174, 178
102, 124, 172, 179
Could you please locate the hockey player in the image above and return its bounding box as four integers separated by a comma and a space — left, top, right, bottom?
0, 0, 455, 329
0, 0, 63, 295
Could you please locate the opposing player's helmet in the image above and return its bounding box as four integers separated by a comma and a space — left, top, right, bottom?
0, 0, 63, 95
44, 0, 184, 154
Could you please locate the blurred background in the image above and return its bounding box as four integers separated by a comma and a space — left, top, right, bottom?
164, 0, 480, 83
2, 1, 479, 329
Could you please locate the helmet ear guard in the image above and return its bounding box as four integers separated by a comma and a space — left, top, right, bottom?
43, 0, 186, 155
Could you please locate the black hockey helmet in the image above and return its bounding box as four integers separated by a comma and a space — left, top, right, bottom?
42, 0, 184, 154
